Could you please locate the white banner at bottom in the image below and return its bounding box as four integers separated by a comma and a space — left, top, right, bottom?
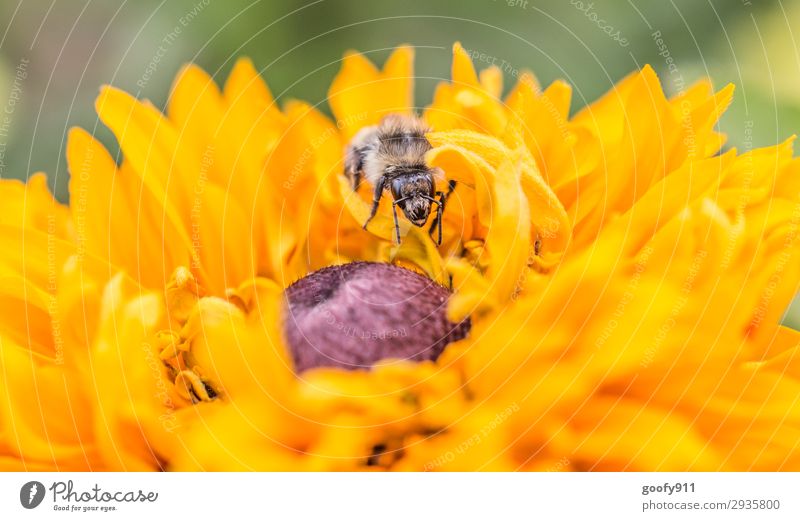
0, 472, 797, 520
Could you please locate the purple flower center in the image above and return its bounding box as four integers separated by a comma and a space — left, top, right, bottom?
283, 262, 470, 373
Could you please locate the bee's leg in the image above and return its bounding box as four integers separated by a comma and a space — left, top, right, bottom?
422, 195, 444, 245
428, 181, 456, 245
438, 202, 444, 245
345, 141, 367, 191
362, 177, 385, 230
391, 201, 402, 244
444, 179, 457, 201
435, 197, 444, 245
427, 207, 440, 238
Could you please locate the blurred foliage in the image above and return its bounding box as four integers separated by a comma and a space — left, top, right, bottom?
2, 0, 800, 322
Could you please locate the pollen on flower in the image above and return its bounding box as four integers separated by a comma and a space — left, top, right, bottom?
283, 262, 471, 373
157, 266, 226, 404
155, 330, 187, 361
174, 369, 217, 403
165, 266, 203, 322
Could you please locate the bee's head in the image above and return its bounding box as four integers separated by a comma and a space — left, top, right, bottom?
390, 171, 434, 227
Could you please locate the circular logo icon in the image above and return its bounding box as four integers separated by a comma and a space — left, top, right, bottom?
20, 481, 45, 509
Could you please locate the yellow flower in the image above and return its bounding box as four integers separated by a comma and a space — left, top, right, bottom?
3, 42, 800, 471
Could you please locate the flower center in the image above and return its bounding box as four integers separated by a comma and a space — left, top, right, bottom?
155, 262, 470, 403
283, 262, 471, 373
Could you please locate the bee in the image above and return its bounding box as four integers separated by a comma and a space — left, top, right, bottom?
345, 114, 455, 245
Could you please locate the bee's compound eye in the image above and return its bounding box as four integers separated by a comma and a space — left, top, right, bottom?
390, 178, 404, 199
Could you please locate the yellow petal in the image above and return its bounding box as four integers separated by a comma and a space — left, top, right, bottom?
67, 129, 137, 273
479, 66, 503, 98
570, 398, 728, 470
187, 290, 293, 400
483, 158, 531, 304
90, 274, 173, 470
0, 338, 101, 470
391, 227, 448, 286
427, 131, 568, 255
0, 174, 72, 239
192, 183, 256, 294
94, 88, 205, 285
328, 46, 414, 140
339, 173, 398, 243
451, 42, 479, 88
167, 64, 225, 151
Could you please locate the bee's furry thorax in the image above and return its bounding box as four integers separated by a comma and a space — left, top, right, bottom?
360, 114, 432, 184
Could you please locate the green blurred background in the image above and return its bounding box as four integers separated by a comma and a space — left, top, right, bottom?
1, 0, 799, 320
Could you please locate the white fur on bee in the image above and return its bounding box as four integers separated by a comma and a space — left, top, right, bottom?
345, 114, 438, 186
